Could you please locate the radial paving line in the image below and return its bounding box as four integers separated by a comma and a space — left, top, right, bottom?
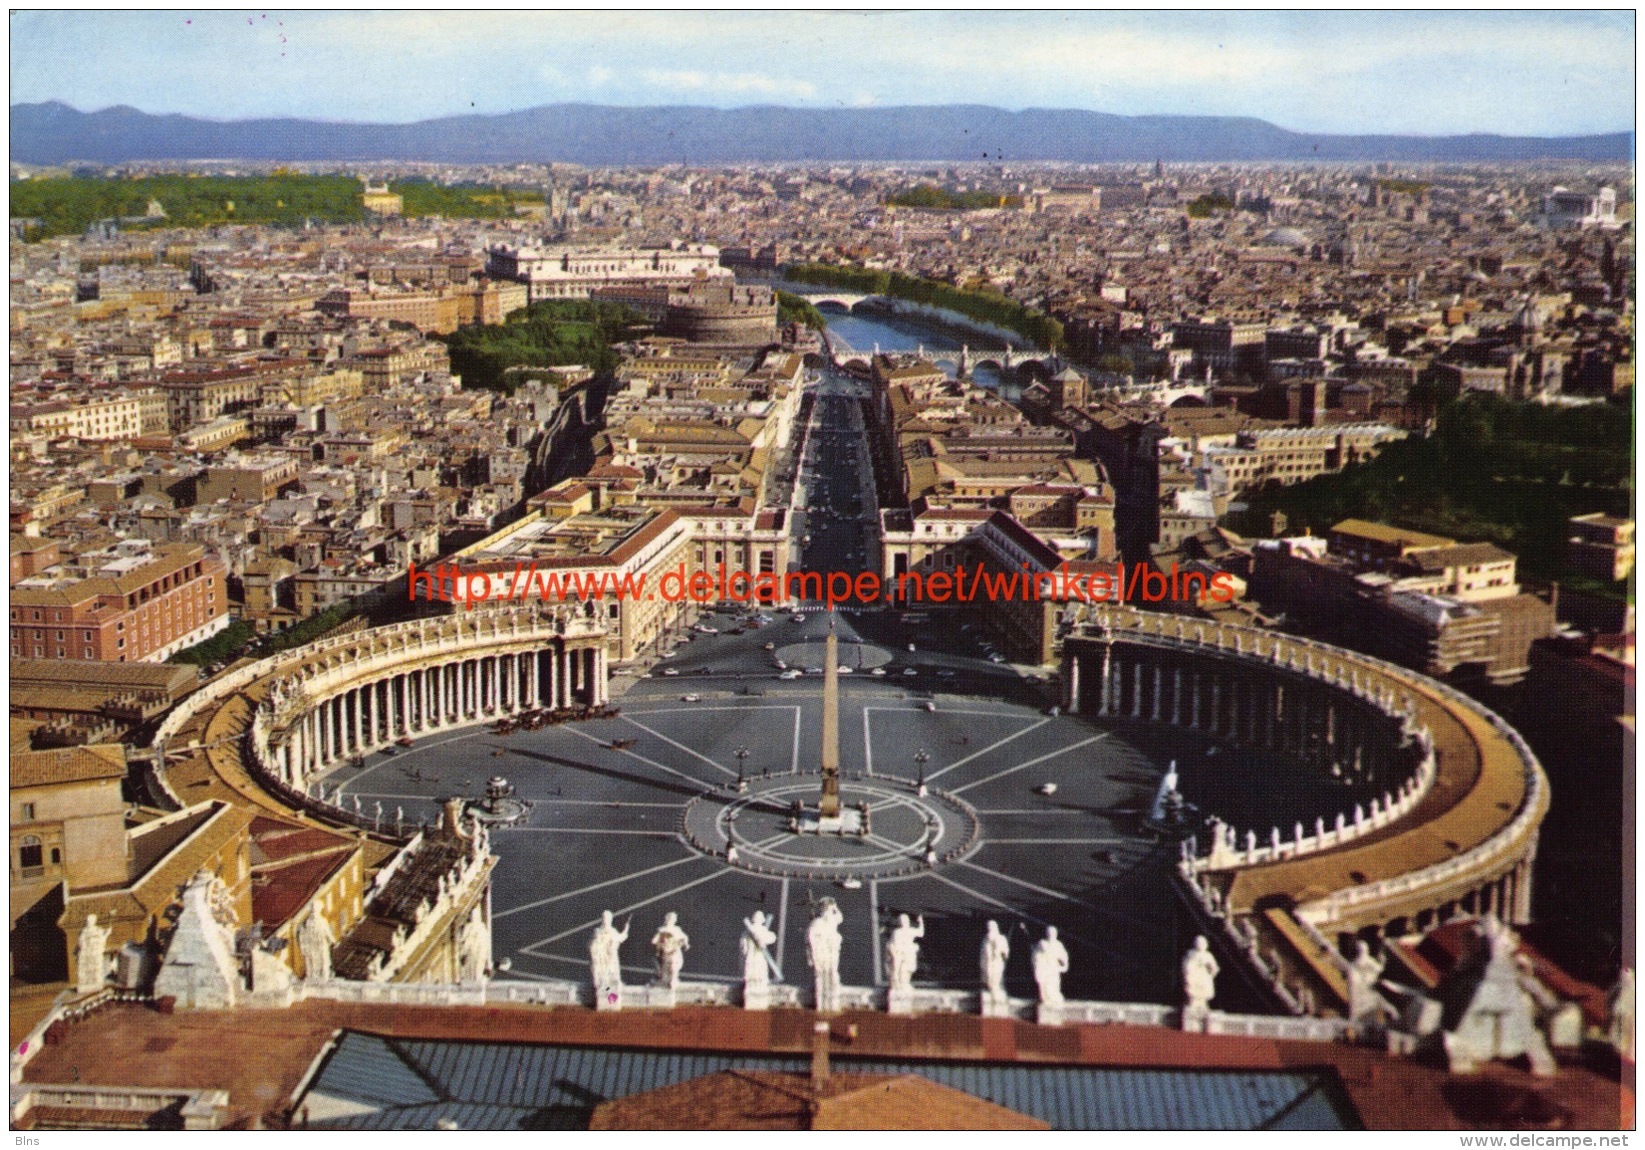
957, 857, 1152, 932
562, 725, 723, 789
775, 876, 790, 975
862, 707, 875, 776
948, 734, 1112, 795
984, 838, 1129, 846
493, 854, 702, 920
790, 706, 802, 775
915, 868, 1113, 956
926, 717, 1053, 783
618, 715, 737, 778
869, 879, 884, 986
521, 866, 734, 951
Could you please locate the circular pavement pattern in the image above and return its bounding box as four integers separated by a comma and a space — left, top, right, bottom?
681, 774, 980, 880
313, 612, 1354, 1009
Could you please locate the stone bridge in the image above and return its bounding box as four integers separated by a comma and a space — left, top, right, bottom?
824, 329, 1055, 376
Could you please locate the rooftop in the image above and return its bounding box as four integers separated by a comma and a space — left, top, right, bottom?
22, 1002, 1627, 1131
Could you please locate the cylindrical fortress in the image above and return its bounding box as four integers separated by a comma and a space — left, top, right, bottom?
662, 281, 778, 344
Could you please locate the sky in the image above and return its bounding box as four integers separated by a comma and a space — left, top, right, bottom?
8, 10, 1637, 137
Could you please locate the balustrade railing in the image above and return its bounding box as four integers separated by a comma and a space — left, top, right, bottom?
1083, 608, 1546, 931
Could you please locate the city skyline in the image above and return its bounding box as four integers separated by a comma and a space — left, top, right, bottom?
9, 10, 1636, 138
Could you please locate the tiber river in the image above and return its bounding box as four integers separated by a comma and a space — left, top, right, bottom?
818, 306, 1015, 398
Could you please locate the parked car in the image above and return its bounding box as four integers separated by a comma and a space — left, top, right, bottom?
662, 668, 680, 677
680, 694, 703, 703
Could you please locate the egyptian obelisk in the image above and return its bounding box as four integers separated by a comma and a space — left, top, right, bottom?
819, 612, 841, 818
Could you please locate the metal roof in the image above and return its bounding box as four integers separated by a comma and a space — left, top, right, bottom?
295, 1031, 1359, 1131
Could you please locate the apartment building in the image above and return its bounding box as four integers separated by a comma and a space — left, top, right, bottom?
10, 541, 229, 662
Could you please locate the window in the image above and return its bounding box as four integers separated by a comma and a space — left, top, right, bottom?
49, 848, 60, 866
21, 803, 35, 821
18, 836, 43, 872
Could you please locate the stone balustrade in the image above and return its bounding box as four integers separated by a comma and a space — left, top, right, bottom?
237, 975, 1344, 1046
1189, 746, 1438, 873
1069, 607, 1546, 939
10, 1084, 231, 1130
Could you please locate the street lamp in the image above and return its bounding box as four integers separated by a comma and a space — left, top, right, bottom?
735, 745, 750, 793
913, 747, 929, 796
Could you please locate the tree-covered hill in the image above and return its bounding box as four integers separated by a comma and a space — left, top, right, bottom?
9, 173, 543, 239
1230, 391, 1634, 594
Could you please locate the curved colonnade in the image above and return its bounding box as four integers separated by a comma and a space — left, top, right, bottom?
149, 603, 1546, 1024
152, 608, 609, 835
1061, 607, 1548, 1017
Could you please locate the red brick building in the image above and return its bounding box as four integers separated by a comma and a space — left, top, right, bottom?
10, 542, 229, 663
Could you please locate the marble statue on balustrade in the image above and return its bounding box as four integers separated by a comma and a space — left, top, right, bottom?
1440, 915, 1556, 1075
742, 911, 778, 988
1032, 926, 1069, 1007
807, 897, 844, 1013
76, 913, 110, 994
651, 911, 690, 989
1182, 935, 1219, 1031
980, 920, 1010, 1011
589, 910, 630, 1004
298, 907, 335, 982
885, 913, 925, 994
1346, 939, 1386, 1027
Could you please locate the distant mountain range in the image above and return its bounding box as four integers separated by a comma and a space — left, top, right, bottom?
10, 101, 1634, 166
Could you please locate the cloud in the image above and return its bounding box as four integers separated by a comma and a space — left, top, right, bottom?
641, 69, 817, 99
8, 11, 1632, 135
